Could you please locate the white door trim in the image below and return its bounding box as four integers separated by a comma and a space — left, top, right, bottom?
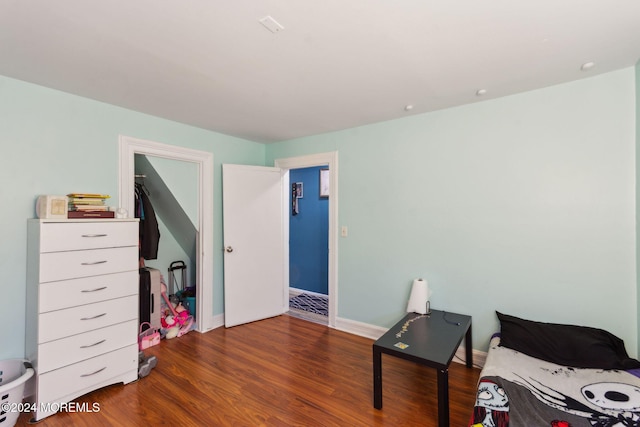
118, 135, 215, 332
275, 151, 338, 328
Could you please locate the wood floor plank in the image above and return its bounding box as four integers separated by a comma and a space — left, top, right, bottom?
15, 315, 480, 426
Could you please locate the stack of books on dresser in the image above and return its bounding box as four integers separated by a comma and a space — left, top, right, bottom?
67, 193, 114, 218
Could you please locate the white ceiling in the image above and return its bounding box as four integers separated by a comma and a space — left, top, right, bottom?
1, 1, 639, 143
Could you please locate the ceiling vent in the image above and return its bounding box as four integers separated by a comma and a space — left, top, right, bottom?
259, 16, 284, 34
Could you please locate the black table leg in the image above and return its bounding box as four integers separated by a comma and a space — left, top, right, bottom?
438, 368, 449, 427
373, 346, 382, 409
465, 323, 473, 368
437, 367, 449, 427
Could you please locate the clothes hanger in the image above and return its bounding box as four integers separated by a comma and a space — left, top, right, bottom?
135, 174, 151, 195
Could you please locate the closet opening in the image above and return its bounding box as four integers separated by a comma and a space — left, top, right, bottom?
135, 156, 198, 338
118, 135, 215, 334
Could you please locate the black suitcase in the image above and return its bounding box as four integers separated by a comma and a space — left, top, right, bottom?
139, 267, 162, 330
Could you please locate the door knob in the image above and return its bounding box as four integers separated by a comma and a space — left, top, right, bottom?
225, 246, 234, 253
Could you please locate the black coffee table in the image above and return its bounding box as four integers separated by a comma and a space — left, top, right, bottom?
373, 309, 472, 427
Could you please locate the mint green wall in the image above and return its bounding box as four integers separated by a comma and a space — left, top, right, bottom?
143, 156, 198, 285
267, 68, 638, 354
0, 75, 264, 360
2, 67, 637, 360
144, 215, 193, 287
147, 156, 199, 224
636, 60, 640, 357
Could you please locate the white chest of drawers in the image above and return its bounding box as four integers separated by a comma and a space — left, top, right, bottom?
26, 219, 140, 422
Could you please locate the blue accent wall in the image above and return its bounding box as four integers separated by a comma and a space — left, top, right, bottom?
290, 166, 329, 294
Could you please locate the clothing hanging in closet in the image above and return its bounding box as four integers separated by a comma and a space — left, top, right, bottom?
135, 182, 160, 260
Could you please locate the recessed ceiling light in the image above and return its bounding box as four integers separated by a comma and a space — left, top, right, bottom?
476, 89, 487, 96
404, 104, 414, 111
581, 61, 595, 71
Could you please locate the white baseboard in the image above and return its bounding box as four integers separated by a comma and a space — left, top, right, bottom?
198, 312, 488, 368
334, 316, 388, 340
454, 346, 487, 368
289, 287, 327, 298
197, 313, 225, 332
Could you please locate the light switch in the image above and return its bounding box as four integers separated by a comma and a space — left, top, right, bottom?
341, 226, 348, 237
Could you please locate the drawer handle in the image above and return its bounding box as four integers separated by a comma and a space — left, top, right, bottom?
80, 339, 106, 349
80, 313, 107, 321
81, 260, 107, 266
80, 367, 106, 377
81, 286, 108, 293
81, 234, 108, 238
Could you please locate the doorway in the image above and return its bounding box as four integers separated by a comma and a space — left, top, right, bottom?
288, 166, 329, 325
275, 152, 338, 328
118, 135, 215, 332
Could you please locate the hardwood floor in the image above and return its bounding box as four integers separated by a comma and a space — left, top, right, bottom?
15, 315, 480, 426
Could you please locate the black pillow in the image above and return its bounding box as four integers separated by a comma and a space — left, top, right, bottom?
496, 311, 640, 370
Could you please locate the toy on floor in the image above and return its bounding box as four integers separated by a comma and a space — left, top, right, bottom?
159, 282, 194, 338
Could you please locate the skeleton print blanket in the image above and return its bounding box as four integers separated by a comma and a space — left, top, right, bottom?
470, 336, 640, 427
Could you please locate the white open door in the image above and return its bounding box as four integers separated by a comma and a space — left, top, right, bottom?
222, 164, 284, 327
